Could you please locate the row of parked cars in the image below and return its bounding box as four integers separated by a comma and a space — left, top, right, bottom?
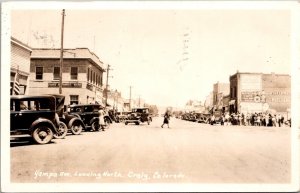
10, 94, 112, 144
180, 112, 211, 123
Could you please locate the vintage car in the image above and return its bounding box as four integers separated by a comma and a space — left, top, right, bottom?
125, 107, 152, 125
68, 104, 112, 131
62, 105, 85, 135
10, 95, 68, 144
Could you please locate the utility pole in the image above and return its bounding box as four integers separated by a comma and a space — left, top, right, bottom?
138, 95, 141, 107
129, 86, 132, 110
105, 64, 111, 108
59, 9, 65, 94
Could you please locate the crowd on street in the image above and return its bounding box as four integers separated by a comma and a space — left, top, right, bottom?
178, 111, 291, 127
210, 112, 290, 127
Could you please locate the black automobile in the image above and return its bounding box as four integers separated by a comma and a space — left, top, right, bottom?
68, 104, 112, 131
62, 105, 85, 135
10, 95, 68, 144
125, 107, 152, 125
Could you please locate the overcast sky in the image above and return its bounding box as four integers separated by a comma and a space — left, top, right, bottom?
10, 3, 292, 108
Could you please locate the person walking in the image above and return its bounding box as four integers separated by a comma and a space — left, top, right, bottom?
161, 110, 170, 128
98, 106, 106, 131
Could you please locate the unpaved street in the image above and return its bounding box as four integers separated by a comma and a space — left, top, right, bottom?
11, 117, 291, 183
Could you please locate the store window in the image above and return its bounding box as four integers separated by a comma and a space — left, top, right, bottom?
36, 67, 43, 80
71, 67, 78, 80
70, 95, 79, 105
53, 67, 60, 80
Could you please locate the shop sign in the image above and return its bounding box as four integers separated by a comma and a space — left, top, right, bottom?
48, 82, 82, 88
241, 91, 266, 103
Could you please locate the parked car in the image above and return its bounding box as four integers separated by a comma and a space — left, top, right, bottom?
68, 104, 111, 131
125, 107, 152, 125
62, 105, 85, 135
10, 95, 68, 144
115, 111, 130, 123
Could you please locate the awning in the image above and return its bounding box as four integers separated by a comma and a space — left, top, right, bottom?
229, 100, 235, 105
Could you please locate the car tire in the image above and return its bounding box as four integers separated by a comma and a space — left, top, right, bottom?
70, 121, 83, 135
91, 121, 100, 131
135, 122, 140, 125
125, 121, 128, 125
104, 119, 110, 129
54, 121, 68, 139
32, 125, 54, 144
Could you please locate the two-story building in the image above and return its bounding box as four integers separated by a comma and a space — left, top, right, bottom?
229, 72, 291, 115
213, 82, 230, 110
10, 37, 32, 95
29, 48, 106, 105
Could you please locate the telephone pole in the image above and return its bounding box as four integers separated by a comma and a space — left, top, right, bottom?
129, 86, 132, 110
105, 64, 111, 108
59, 9, 65, 94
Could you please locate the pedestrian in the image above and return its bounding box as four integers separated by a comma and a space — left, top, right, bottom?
210, 114, 215, 125
277, 114, 282, 127
98, 106, 106, 131
225, 112, 230, 126
161, 110, 171, 128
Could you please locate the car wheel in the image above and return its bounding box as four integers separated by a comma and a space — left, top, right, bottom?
125, 121, 128, 125
135, 122, 140, 125
32, 125, 54, 144
91, 121, 100, 131
70, 121, 83, 135
54, 122, 68, 139
103, 119, 110, 129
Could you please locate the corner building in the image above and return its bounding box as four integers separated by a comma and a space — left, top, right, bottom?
229, 72, 290, 116
29, 48, 106, 105
11, 37, 32, 95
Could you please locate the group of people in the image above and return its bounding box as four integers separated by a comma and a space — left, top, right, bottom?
211, 112, 289, 127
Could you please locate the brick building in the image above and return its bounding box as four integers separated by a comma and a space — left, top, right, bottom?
29, 48, 106, 105
229, 72, 291, 115
213, 82, 230, 109
10, 37, 32, 95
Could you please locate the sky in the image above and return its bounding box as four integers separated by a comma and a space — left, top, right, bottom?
10, 3, 291, 108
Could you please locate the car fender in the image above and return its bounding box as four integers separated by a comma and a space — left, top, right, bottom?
59, 117, 67, 124
104, 115, 113, 123
68, 117, 85, 129
30, 118, 57, 133
89, 117, 99, 125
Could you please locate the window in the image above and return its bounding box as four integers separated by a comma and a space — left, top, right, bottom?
71, 67, 78, 80
90, 70, 93, 82
99, 74, 103, 85
53, 67, 60, 80
87, 68, 90, 82
70, 95, 79, 105
234, 86, 237, 98
36, 67, 43, 80
84, 106, 93, 112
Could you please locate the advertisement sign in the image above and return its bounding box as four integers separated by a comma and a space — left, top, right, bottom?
240, 74, 262, 91
241, 90, 266, 103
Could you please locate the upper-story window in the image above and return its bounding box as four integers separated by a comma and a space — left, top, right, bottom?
53, 67, 60, 80
36, 67, 43, 80
87, 68, 90, 82
93, 72, 95, 83
71, 67, 78, 80
99, 73, 103, 86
